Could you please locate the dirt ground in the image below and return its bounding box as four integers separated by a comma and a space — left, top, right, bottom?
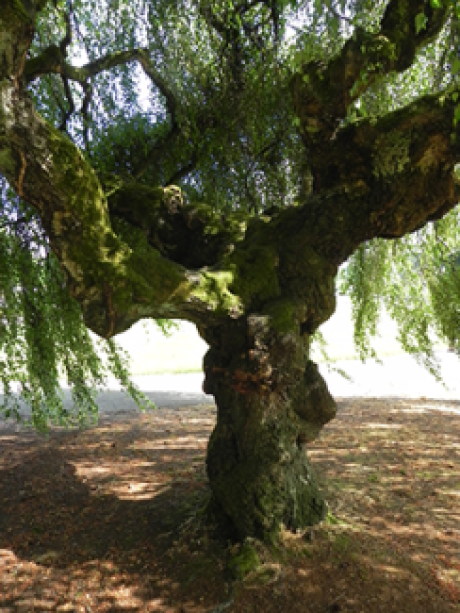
0, 397, 459, 612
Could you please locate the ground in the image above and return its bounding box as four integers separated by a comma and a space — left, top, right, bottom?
0, 397, 459, 612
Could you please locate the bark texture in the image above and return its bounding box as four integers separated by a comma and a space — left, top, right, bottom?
201, 315, 336, 540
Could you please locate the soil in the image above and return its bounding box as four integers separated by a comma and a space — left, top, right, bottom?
0, 397, 459, 612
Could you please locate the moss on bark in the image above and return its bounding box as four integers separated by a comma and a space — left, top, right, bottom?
202, 309, 336, 542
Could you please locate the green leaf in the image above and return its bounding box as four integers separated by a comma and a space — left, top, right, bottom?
452, 58, 460, 75
415, 12, 428, 35
429, 0, 443, 7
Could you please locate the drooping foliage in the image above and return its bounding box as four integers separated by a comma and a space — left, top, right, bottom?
0, 183, 157, 430
1, 0, 459, 430
339, 1, 460, 373
340, 206, 460, 376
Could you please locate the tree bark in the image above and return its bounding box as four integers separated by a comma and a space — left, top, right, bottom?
200, 313, 336, 541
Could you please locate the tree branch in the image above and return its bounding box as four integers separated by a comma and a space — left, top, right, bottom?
292, 0, 450, 150
290, 85, 460, 264
58, 4, 72, 56
25, 44, 184, 176
80, 80, 92, 153
24, 37, 211, 185
58, 74, 75, 132
0, 79, 208, 335
25, 47, 178, 116
165, 152, 198, 186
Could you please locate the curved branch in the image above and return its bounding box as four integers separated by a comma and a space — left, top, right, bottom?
24, 47, 178, 116
164, 152, 198, 186
0, 85, 196, 333
289, 85, 460, 264
292, 0, 450, 148
24, 43, 186, 176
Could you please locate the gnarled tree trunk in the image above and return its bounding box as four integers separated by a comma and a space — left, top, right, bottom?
201, 314, 336, 540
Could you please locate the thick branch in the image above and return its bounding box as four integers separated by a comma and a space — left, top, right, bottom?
291, 0, 449, 153
285, 86, 460, 264
0, 84, 201, 333
0, 2, 40, 80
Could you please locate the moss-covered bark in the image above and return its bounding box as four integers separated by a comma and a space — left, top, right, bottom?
202, 314, 336, 541
291, 0, 449, 163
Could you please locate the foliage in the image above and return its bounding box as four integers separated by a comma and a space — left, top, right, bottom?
0, 188, 153, 432
340, 207, 460, 376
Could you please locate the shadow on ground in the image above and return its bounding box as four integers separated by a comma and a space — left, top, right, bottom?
0, 398, 458, 612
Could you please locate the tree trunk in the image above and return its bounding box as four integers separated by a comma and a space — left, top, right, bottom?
200, 311, 337, 542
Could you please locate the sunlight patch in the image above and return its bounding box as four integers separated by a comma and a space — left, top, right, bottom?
399, 404, 460, 415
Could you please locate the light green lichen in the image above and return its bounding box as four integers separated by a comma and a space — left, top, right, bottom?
226, 243, 280, 307
42, 122, 190, 322
454, 163, 460, 182
111, 217, 149, 253
228, 542, 260, 580
192, 270, 242, 314
187, 238, 281, 318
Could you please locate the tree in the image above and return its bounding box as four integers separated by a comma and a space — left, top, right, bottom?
0, 0, 459, 543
